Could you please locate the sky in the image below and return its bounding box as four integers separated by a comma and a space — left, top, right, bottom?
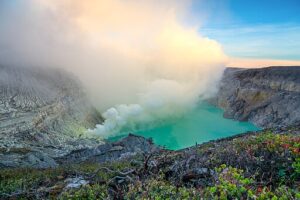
0, 0, 300, 67
190, 0, 300, 66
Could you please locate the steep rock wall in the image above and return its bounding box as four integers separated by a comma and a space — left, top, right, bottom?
0, 66, 103, 168
213, 66, 300, 128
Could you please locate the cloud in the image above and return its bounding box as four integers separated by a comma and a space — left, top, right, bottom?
202, 24, 300, 62
0, 0, 227, 136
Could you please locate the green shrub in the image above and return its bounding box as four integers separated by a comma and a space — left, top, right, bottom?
125, 179, 200, 200
205, 164, 254, 199
60, 184, 108, 200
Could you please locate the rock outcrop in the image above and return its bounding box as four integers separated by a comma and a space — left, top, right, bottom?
58, 134, 158, 164
213, 66, 300, 128
0, 65, 103, 168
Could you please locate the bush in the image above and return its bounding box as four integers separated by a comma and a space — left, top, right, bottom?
60, 184, 108, 200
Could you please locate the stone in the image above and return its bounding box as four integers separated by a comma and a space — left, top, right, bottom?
64, 177, 89, 189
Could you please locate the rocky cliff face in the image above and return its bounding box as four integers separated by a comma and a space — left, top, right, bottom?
213, 66, 300, 128
0, 66, 103, 168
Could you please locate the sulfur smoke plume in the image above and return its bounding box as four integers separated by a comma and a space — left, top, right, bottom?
0, 0, 227, 137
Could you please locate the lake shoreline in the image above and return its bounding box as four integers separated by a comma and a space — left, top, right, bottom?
107, 102, 260, 150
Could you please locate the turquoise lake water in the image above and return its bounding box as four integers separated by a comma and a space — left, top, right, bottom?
109, 103, 260, 150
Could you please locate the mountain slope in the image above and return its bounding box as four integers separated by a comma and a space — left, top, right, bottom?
0, 66, 103, 168
213, 66, 300, 128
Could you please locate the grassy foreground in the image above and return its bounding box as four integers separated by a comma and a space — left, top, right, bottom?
1, 129, 299, 199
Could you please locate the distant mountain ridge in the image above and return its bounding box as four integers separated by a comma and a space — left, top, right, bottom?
212, 66, 300, 128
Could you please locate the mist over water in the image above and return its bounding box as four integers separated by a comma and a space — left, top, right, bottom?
109, 102, 260, 150
0, 0, 232, 139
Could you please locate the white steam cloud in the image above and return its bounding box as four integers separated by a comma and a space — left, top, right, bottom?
0, 0, 227, 137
